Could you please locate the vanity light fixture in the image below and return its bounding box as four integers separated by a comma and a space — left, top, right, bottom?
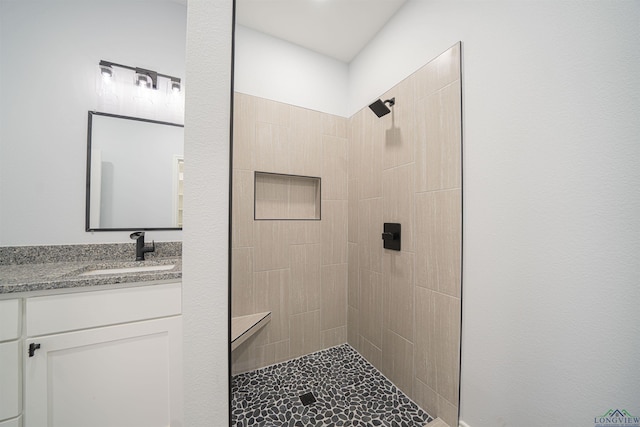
98, 60, 181, 91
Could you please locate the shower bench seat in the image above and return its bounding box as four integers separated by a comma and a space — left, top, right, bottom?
231, 311, 271, 351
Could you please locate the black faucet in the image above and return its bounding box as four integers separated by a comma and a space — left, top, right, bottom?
129, 231, 155, 261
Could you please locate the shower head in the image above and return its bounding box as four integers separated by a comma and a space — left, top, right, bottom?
368, 97, 395, 118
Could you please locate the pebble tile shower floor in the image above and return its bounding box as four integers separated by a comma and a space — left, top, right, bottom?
232, 344, 433, 427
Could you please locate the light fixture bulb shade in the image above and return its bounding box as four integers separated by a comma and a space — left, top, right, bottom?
135, 73, 151, 88
99, 64, 113, 78
171, 81, 181, 92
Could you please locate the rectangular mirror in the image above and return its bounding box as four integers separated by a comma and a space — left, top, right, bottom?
86, 111, 184, 231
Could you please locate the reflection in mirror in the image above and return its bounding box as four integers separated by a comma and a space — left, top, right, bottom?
86, 112, 184, 231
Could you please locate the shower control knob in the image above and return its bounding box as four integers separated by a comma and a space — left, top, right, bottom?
382, 223, 401, 251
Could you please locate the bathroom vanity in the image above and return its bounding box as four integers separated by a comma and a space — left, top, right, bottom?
0, 245, 183, 427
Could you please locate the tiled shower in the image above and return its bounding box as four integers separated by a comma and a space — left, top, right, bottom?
231, 44, 462, 426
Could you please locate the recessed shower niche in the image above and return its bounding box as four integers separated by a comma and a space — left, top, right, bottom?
254, 172, 321, 220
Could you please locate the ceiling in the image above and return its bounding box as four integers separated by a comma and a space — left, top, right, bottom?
235, 0, 407, 63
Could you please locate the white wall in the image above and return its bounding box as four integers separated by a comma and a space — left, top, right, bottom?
182, 0, 232, 425
0, 1, 186, 245
234, 25, 349, 117
348, 1, 640, 426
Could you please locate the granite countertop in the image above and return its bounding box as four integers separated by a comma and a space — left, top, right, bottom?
0, 257, 182, 295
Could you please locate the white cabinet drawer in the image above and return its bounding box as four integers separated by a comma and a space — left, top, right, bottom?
0, 341, 20, 421
26, 282, 181, 336
0, 300, 20, 342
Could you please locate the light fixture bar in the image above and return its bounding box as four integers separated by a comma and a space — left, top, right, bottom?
98, 60, 181, 90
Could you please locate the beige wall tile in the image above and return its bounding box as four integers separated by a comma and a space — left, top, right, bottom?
383, 251, 414, 342
255, 122, 290, 174
382, 164, 415, 252
436, 42, 461, 89
232, 169, 254, 248
254, 269, 290, 344
415, 43, 461, 99
289, 310, 321, 358
358, 111, 384, 199
436, 83, 462, 191
304, 244, 322, 311
414, 98, 428, 192
322, 113, 347, 138
382, 76, 416, 170
254, 173, 289, 219
257, 342, 276, 370
359, 269, 383, 348
415, 83, 461, 193
358, 198, 383, 273
254, 221, 290, 271
348, 178, 359, 243
290, 106, 322, 177
254, 339, 291, 369
433, 292, 461, 405
289, 176, 321, 219
382, 328, 414, 396
289, 244, 322, 315
415, 287, 436, 387
347, 305, 359, 348
348, 111, 363, 176
336, 116, 348, 139
413, 378, 439, 420
233, 92, 255, 171
273, 340, 291, 364
321, 264, 347, 330
321, 200, 348, 265
288, 221, 321, 245
289, 245, 307, 316
231, 247, 254, 317
437, 395, 459, 427
322, 135, 348, 200
322, 326, 347, 348
358, 336, 382, 371
255, 96, 291, 127
414, 57, 439, 100
321, 113, 335, 136
348, 242, 359, 309
415, 189, 461, 297
414, 288, 461, 422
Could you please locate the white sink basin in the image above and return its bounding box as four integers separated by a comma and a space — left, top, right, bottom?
80, 264, 175, 276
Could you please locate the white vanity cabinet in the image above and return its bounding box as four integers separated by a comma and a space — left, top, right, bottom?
22, 282, 183, 427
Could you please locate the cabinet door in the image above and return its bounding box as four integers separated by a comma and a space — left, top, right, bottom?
24, 316, 182, 427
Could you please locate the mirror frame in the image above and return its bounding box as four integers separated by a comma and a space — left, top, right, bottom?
85, 111, 185, 232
